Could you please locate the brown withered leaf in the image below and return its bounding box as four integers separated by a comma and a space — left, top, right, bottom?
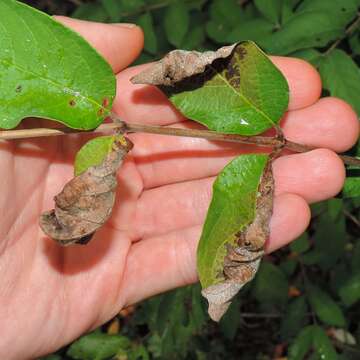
202, 160, 274, 321
131, 44, 236, 86
39, 137, 133, 246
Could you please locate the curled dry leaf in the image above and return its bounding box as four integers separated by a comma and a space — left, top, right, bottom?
200, 157, 274, 321
131, 44, 236, 86
39, 137, 133, 246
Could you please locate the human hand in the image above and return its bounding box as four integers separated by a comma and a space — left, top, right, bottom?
0, 17, 358, 359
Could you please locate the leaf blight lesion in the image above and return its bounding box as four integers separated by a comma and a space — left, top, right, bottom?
199, 154, 274, 321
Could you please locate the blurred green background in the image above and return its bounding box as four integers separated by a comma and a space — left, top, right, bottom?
23, 1, 360, 359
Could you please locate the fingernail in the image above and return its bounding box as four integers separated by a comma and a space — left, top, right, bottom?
115, 23, 137, 29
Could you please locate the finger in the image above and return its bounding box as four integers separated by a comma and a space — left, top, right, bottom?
120, 193, 310, 306
132, 94, 357, 189
131, 149, 343, 239
54, 16, 144, 73
281, 97, 360, 152
271, 56, 321, 110
112, 56, 321, 125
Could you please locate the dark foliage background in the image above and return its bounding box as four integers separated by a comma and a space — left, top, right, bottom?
21, 0, 360, 359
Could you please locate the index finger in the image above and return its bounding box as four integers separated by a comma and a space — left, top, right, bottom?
113, 56, 322, 126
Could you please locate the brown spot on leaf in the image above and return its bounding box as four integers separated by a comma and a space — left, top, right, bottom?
97, 108, 105, 117
39, 137, 133, 246
16, 85, 22, 93
236, 46, 247, 60
69, 99, 76, 107
102, 97, 110, 108
202, 158, 274, 321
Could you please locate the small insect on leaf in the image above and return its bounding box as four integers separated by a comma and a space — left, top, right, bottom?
39, 136, 133, 246
197, 154, 274, 321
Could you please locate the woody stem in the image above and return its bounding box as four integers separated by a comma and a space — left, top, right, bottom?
0, 119, 359, 167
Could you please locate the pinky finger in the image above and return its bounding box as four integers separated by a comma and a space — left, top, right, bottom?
118, 194, 311, 306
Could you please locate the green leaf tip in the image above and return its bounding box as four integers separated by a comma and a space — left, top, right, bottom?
132, 41, 289, 136
75, 135, 126, 176
0, 0, 115, 130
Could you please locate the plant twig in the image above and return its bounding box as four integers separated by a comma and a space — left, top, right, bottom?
1, 121, 359, 167
343, 209, 360, 228
324, 12, 360, 56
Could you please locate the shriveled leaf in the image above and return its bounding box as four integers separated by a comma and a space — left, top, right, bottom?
132, 41, 289, 136
319, 49, 360, 115
307, 284, 346, 327
0, 0, 115, 130
197, 154, 274, 321
74, 135, 121, 176
39, 137, 133, 246
67, 332, 131, 360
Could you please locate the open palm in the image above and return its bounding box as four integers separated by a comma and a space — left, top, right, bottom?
1, 17, 358, 359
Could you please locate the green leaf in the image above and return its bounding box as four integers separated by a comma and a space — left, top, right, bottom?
288, 325, 315, 360
253, 261, 289, 305
74, 135, 120, 176
72, 3, 109, 22
312, 213, 346, 270
343, 176, 360, 198
297, 0, 359, 26
351, 241, 360, 274
290, 233, 310, 254
349, 31, 360, 55
254, 0, 283, 24
0, 0, 115, 130
307, 284, 346, 327
209, 0, 245, 27
137, 13, 158, 54
227, 18, 274, 44
327, 198, 344, 221
290, 48, 322, 67
312, 326, 338, 360
280, 296, 308, 340
206, 20, 232, 44
263, 11, 344, 55
101, 0, 122, 21
119, 0, 145, 12
219, 296, 241, 340
339, 273, 360, 306
67, 332, 131, 360
182, 25, 206, 50
165, 42, 289, 136
319, 49, 360, 116
197, 154, 269, 288
164, 2, 190, 47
